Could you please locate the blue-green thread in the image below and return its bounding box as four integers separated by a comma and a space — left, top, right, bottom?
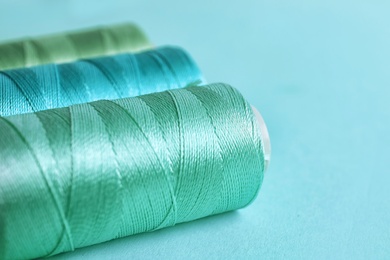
0, 83, 265, 259
0, 46, 204, 116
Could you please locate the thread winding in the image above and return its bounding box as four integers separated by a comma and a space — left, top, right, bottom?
0, 83, 265, 259
0, 23, 151, 70
0, 46, 204, 116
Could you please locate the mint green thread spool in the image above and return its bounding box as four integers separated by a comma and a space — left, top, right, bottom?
0, 23, 151, 70
0, 83, 270, 259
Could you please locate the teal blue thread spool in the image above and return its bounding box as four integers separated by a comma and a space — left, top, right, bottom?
0, 46, 204, 116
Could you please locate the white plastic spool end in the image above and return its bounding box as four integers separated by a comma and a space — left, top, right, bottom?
251, 106, 271, 171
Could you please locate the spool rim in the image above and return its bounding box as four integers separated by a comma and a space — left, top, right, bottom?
251, 106, 271, 171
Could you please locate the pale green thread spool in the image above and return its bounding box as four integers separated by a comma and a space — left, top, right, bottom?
0, 23, 151, 70
0, 83, 270, 259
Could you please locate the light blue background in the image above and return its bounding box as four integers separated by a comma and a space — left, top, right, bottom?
1, 1, 389, 259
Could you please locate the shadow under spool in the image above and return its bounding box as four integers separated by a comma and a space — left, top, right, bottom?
0, 83, 269, 259
0, 23, 151, 70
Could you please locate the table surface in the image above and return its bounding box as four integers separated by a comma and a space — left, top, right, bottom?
1, 1, 389, 259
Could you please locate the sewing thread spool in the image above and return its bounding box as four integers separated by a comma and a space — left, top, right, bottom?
0, 46, 204, 116
0, 83, 270, 259
0, 23, 151, 70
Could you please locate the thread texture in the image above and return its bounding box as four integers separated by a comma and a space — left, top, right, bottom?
0, 83, 265, 259
0, 46, 203, 116
0, 23, 151, 70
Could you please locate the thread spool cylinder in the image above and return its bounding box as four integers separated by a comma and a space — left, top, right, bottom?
0, 83, 267, 259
